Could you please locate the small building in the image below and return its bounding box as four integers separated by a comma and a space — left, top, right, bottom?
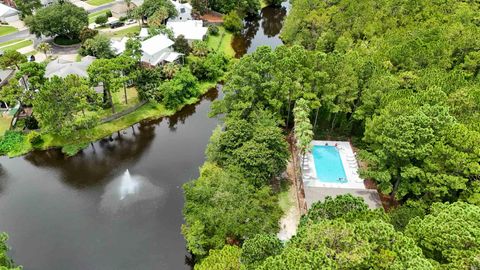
0, 3, 18, 23
111, 1, 130, 18
170, 0, 192, 22
139, 28, 149, 39
45, 56, 96, 78
140, 34, 182, 66
166, 20, 207, 43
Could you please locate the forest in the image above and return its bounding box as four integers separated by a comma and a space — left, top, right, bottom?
182, 0, 480, 269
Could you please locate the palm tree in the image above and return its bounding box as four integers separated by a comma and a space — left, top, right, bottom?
37, 42, 51, 58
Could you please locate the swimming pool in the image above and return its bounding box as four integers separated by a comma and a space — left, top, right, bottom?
312, 145, 347, 183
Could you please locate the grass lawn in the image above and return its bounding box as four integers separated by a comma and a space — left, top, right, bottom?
1, 40, 32, 51
0, 38, 22, 48
0, 26, 17, 37
207, 26, 235, 57
88, 9, 110, 23
0, 116, 11, 136
86, 0, 113, 6
105, 25, 141, 38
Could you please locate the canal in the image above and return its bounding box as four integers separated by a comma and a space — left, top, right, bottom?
0, 2, 290, 269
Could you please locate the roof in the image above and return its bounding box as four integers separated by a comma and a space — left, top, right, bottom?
141, 34, 173, 55
111, 37, 129, 55
171, 0, 192, 10
139, 28, 149, 38
45, 56, 96, 78
0, 3, 17, 17
166, 20, 208, 40
165, 52, 182, 62
111, 2, 129, 14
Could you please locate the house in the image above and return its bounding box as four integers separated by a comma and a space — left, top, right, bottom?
169, 0, 192, 22
45, 56, 96, 78
0, 3, 18, 22
111, 1, 131, 18
140, 34, 182, 66
166, 20, 208, 43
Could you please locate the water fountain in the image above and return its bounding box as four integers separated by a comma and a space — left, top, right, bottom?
100, 169, 164, 213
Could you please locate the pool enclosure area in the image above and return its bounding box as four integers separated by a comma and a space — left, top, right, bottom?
302, 141, 365, 189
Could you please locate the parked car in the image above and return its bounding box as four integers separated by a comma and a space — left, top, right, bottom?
125, 19, 136, 25
109, 21, 124, 29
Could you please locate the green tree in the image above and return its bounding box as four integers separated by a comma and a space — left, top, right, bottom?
125, 38, 143, 62
162, 62, 179, 79
34, 76, 79, 135
191, 40, 210, 57
406, 202, 480, 269
241, 234, 282, 269
16, 61, 46, 91
25, 1, 88, 40
195, 245, 245, 270
135, 0, 177, 19
37, 42, 52, 58
0, 233, 20, 270
0, 81, 25, 108
87, 58, 122, 113
15, 0, 41, 17
95, 14, 108, 26
173, 35, 191, 55
223, 11, 243, 33
182, 163, 282, 257
114, 55, 138, 104
0, 50, 28, 92
79, 27, 99, 43
293, 98, 313, 164
79, 34, 115, 59
160, 68, 199, 109
148, 7, 169, 27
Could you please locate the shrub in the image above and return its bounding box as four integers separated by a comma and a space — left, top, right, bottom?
0, 131, 25, 155
208, 24, 219, 36
62, 143, 89, 156
188, 53, 228, 81
95, 15, 108, 25
160, 68, 199, 109
24, 115, 39, 130
173, 35, 191, 55
191, 40, 209, 57
27, 130, 43, 147
79, 27, 98, 43
105, 10, 112, 17
79, 34, 115, 58
223, 11, 243, 33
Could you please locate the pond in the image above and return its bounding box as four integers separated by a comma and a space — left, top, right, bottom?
0, 2, 291, 269
232, 1, 291, 57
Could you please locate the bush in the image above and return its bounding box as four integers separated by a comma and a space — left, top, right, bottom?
173, 35, 191, 55
160, 68, 199, 109
24, 115, 39, 130
95, 15, 108, 25
208, 24, 219, 36
79, 34, 115, 58
62, 142, 89, 156
0, 131, 25, 155
79, 27, 98, 43
223, 11, 243, 33
105, 10, 112, 17
389, 202, 426, 231
27, 131, 43, 147
53, 36, 81, 45
188, 53, 229, 81
191, 40, 209, 57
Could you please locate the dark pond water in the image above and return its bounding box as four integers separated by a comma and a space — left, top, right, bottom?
232, 1, 291, 57
0, 89, 219, 270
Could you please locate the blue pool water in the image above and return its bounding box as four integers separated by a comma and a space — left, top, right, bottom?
312, 145, 347, 183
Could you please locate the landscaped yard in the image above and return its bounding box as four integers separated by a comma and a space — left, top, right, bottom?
206, 26, 235, 57
105, 25, 140, 38
0, 40, 33, 51
88, 9, 110, 23
86, 0, 113, 6
0, 26, 17, 37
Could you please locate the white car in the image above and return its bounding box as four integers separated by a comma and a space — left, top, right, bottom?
125, 19, 136, 25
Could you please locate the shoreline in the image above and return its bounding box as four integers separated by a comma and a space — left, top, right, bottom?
3, 81, 218, 158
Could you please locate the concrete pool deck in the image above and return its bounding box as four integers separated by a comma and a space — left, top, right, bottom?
302, 140, 365, 189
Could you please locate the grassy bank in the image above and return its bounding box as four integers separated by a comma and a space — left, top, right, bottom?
87, 0, 113, 6
0, 40, 32, 51
207, 26, 235, 57
105, 25, 141, 38
3, 81, 217, 157
88, 9, 111, 23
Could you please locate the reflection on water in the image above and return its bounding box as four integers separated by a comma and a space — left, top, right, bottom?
0, 88, 221, 270
100, 169, 164, 213
232, 2, 290, 57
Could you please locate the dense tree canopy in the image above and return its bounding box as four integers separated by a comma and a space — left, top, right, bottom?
25, 1, 88, 40
182, 163, 282, 257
